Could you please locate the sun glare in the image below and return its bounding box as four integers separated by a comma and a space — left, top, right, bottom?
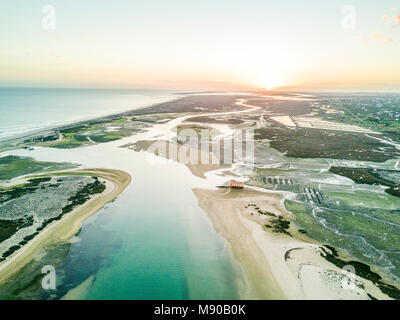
259, 80, 282, 91
256, 75, 284, 91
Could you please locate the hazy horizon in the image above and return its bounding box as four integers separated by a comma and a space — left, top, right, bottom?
1, 0, 400, 91
0, 85, 400, 94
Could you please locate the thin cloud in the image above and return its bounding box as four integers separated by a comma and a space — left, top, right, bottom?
382, 11, 400, 27
371, 32, 394, 42
359, 32, 395, 43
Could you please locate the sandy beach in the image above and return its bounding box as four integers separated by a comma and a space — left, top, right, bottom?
193, 187, 392, 300
0, 168, 131, 285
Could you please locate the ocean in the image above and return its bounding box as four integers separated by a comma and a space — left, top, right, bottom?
0, 87, 176, 139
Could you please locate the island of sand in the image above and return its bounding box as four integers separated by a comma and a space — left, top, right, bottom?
0, 168, 131, 285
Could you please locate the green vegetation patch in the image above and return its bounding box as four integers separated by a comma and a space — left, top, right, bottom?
39, 116, 135, 149
246, 204, 291, 236
36, 177, 105, 232
264, 216, 291, 236
323, 190, 400, 211
284, 199, 400, 283
320, 246, 400, 300
316, 95, 400, 143
113, 117, 127, 123
255, 127, 400, 162
0, 156, 74, 181
48, 140, 83, 149
0, 177, 52, 204
24, 134, 58, 143
330, 167, 400, 198
0, 175, 106, 262
86, 131, 127, 143
0, 216, 34, 243
184, 116, 244, 124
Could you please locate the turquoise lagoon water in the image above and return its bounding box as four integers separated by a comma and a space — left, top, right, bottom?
0, 89, 248, 299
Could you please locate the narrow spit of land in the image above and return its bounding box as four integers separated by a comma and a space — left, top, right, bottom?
0, 168, 131, 285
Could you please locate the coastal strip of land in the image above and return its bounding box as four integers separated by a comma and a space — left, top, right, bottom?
0, 168, 131, 285
193, 187, 393, 300
193, 188, 285, 299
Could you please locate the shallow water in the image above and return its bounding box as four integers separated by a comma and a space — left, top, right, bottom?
3, 123, 248, 299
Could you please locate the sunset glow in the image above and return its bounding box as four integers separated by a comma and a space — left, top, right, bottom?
257, 77, 285, 91
1, 0, 399, 91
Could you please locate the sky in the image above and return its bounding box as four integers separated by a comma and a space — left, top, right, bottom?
1, 0, 399, 91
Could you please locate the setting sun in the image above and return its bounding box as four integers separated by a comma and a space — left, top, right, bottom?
257, 78, 284, 91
